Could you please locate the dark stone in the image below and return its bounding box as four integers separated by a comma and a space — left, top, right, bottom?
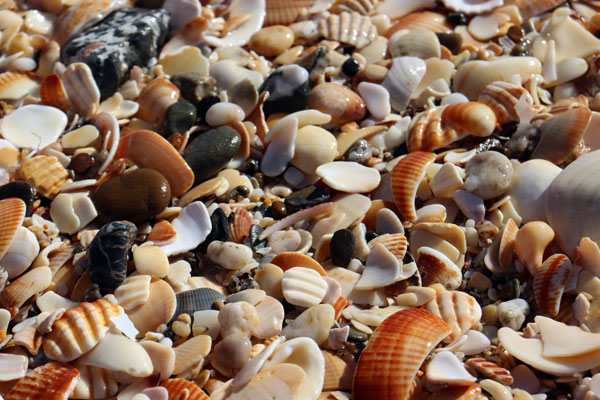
170, 72, 216, 108
183, 126, 241, 184
219, 185, 251, 203
507, 26, 525, 42
269, 200, 287, 219
259, 65, 310, 116
436, 32, 463, 54
447, 12, 467, 26
227, 273, 260, 293
347, 324, 368, 342
162, 100, 197, 136
285, 185, 330, 208
0, 181, 35, 216
196, 93, 221, 121
199, 208, 229, 253
330, 229, 355, 267
510, 44, 528, 57
70, 153, 95, 175
341, 57, 360, 77
87, 220, 137, 292
365, 231, 378, 243
136, 0, 165, 8
249, 224, 267, 251
92, 168, 171, 223
173, 288, 226, 319
296, 47, 328, 85
62, 8, 170, 99
84, 284, 102, 302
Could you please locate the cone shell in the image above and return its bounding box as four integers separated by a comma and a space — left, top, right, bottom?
127, 278, 176, 334
465, 358, 513, 386
62, 62, 100, 121
264, 0, 314, 26
477, 81, 534, 125
0, 266, 51, 318
136, 78, 180, 126
424, 290, 481, 343
148, 220, 178, 245
385, 11, 452, 37
533, 254, 572, 317
352, 308, 451, 400
40, 74, 71, 113
323, 351, 354, 391
0, 197, 26, 260
5, 362, 80, 400
229, 207, 253, 244
19, 155, 72, 200
367, 233, 408, 262
0, 71, 38, 101
114, 274, 152, 311
390, 151, 436, 221
114, 130, 194, 197
318, 11, 377, 49
271, 252, 327, 276
42, 299, 124, 362
160, 378, 210, 400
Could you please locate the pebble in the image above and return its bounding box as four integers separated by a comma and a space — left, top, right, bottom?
162, 100, 197, 136
92, 168, 171, 223
248, 25, 294, 57
183, 126, 241, 184
308, 82, 366, 125
436, 32, 463, 54
267, 230, 301, 254
342, 57, 360, 77
218, 301, 259, 337
269, 200, 287, 219
290, 125, 338, 176
357, 81, 391, 120
205, 102, 245, 127
214, 333, 252, 369
171, 72, 216, 108
285, 185, 330, 209
347, 140, 373, 164
497, 298, 530, 330
330, 229, 355, 267
201, 208, 230, 251
228, 272, 260, 293
207, 241, 256, 270
70, 153, 95, 175
0, 181, 35, 216
259, 64, 310, 115
464, 151, 514, 200
280, 304, 335, 345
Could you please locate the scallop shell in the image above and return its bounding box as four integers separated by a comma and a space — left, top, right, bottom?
62, 62, 100, 121
42, 299, 124, 362
1, 226, 39, 279
114, 130, 194, 197
382, 57, 426, 112
229, 207, 253, 244
0, 71, 38, 100
71, 362, 119, 400
465, 358, 513, 386
390, 151, 436, 221
331, 0, 379, 15
174, 288, 226, 317
136, 78, 180, 126
0, 197, 25, 261
40, 74, 71, 113
0, 266, 51, 318
441, 0, 503, 14
352, 308, 451, 400
5, 362, 80, 400
367, 233, 408, 262
282, 266, 328, 307
270, 252, 327, 276
19, 155, 72, 200
160, 378, 210, 400
173, 334, 212, 375
424, 290, 482, 343
477, 81, 534, 125
533, 254, 573, 317
264, 0, 313, 26
323, 351, 354, 391
417, 246, 462, 290
390, 31, 440, 59
318, 11, 377, 49
114, 274, 152, 311
127, 279, 176, 335
385, 11, 452, 37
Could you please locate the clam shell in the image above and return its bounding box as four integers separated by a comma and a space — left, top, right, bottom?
361, 200, 398, 232
19, 155, 72, 199
114, 274, 152, 311
71, 362, 119, 400
62, 62, 100, 121
40, 74, 71, 113
533, 254, 573, 317
174, 287, 226, 317
271, 251, 327, 276
229, 207, 253, 244
0, 71, 37, 101
316, 161, 380, 193
0, 353, 28, 382
282, 266, 328, 307
5, 362, 80, 400
0, 266, 50, 318
127, 279, 176, 335
390, 30, 440, 59
160, 378, 210, 400
318, 11, 377, 49
424, 290, 481, 343
1, 226, 39, 279
1, 104, 68, 150
42, 299, 124, 362
367, 233, 408, 262
323, 351, 354, 391
136, 78, 180, 126
265, 0, 314, 26
173, 334, 212, 375
382, 57, 426, 112
465, 358, 513, 386
417, 246, 462, 289
390, 151, 436, 221
385, 11, 451, 36
0, 197, 25, 261
352, 308, 451, 400
477, 81, 534, 125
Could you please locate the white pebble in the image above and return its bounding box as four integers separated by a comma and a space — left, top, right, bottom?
205, 102, 245, 127
218, 301, 259, 338
207, 241, 256, 270
497, 299, 529, 330
357, 81, 391, 120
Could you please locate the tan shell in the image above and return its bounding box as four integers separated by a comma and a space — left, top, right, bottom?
499, 218, 518, 271
252, 295, 285, 339
533, 254, 573, 317
173, 334, 212, 375
229, 207, 253, 244
514, 221, 555, 275
114, 274, 152, 311
331, 0, 379, 15
62, 62, 100, 121
264, 0, 314, 26
509, 0, 565, 20
390, 151, 437, 221
318, 11, 377, 49
19, 155, 72, 200
425, 384, 482, 400
308, 83, 366, 125
42, 299, 124, 362
465, 358, 513, 386
424, 290, 482, 343
160, 378, 210, 400
40, 74, 71, 113
71, 362, 119, 400
352, 308, 451, 400
367, 233, 408, 262
0, 266, 51, 318
126, 278, 176, 335
0, 197, 25, 260
5, 362, 80, 400
0, 71, 38, 101
136, 78, 180, 126
361, 200, 399, 232
385, 11, 452, 37
323, 351, 354, 391
477, 81, 534, 125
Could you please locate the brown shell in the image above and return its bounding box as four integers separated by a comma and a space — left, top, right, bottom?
352, 308, 451, 400
114, 130, 194, 197
317, 11, 377, 49
148, 220, 178, 245
499, 218, 518, 271
465, 358, 513, 386
424, 290, 481, 343
308, 82, 366, 125
229, 207, 253, 244
40, 74, 71, 113
42, 299, 124, 362
5, 362, 79, 400
323, 351, 354, 391
416, 247, 461, 289
264, 0, 314, 26
19, 155, 72, 200
0, 266, 51, 318
385, 11, 452, 37
160, 378, 211, 400
127, 278, 176, 335
0, 197, 26, 260
62, 62, 100, 121
270, 251, 327, 276
477, 81, 534, 125
390, 151, 436, 221
367, 233, 408, 262
533, 254, 572, 317
361, 200, 399, 232
136, 77, 180, 126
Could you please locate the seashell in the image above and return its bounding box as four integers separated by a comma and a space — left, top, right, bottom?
261, 116, 298, 177
282, 267, 328, 307
318, 11, 377, 49
362, 200, 398, 232
390, 30, 440, 59
173, 334, 212, 375
425, 384, 482, 400
1, 226, 38, 279
264, 0, 314, 26
157, 202, 210, 257
5, 362, 80, 400
417, 246, 462, 290
536, 315, 600, 357
162, 0, 201, 32
425, 290, 482, 343
514, 221, 555, 275
136, 78, 180, 126
316, 161, 380, 193
477, 81, 534, 125
114, 275, 151, 311
308, 83, 366, 125
50, 193, 97, 235
426, 351, 476, 386
160, 378, 210, 400
453, 57, 542, 100
430, 162, 464, 199
390, 151, 436, 221
322, 351, 354, 391
532, 106, 592, 164
465, 358, 513, 386
40, 74, 71, 113
127, 279, 176, 335
204, 0, 266, 47
19, 155, 72, 199
71, 362, 119, 400
382, 57, 426, 112
229, 207, 253, 244
42, 299, 123, 362
280, 303, 334, 345
291, 125, 338, 176
0, 266, 50, 318
509, 0, 564, 20
355, 243, 415, 290
441, 0, 502, 14
206, 102, 245, 127
352, 308, 451, 400
259, 202, 336, 240
533, 254, 573, 317
1, 104, 68, 150
270, 252, 327, 276
62, 63, 100, 121
498, 218, 518, 271
114, 130, 194, 197
0, 71, 38, 101
367, 233, 408, 262
0, 197, 25, 262
175, 287, 226, 318
385, 11, 451, 37
0, 353, 28, 382
252, 296, 284, 339
407, 102, 497, 152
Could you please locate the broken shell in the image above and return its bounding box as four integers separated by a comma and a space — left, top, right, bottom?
425, 290, 482, 343
0, 266, 50, 318
252, 295, 284, 339
0, 71, 38, 101
5, 362, 80, 400
316, 161, 380, 193
441, 0, 502, 14
390, 30, 440, 59
1, 104, 68, 150
281, 304, 334, 344
264, 0, 314, 26
173, 334, 212, 375
308, 83, 366, 125
62, 62, 100, 121
114, 275, 151, 311
352, 308, 451, 400
533, 254, 573, 317
229, 207, 253, 244
477, 81, 534, 125
426, 350, 476, 385
417, 246, 462, 289
127, 279, 176, 335
228, 363, 305, 399
322, 351, 354, 391
271, 251, 326, 276
50, 193, 98, 235
40, 74, 71, 113
136, 78, 180, 126
514, 221, 555, 275
282, 267, 328, 307
175, 288, 226, 316
355, 243, 414, 290
159, 201, 211, 256
148, 220, 178, 246
499, 218, 519, 271
367, 233, 408, 262
318, 11, 377, 49
466, 358, 513, 386
0, 226, 39, 280
390, 151, 436, 221
160, 378, 210, 400
382, 56, 426, 112
0, 197, 25, 262
203, 0, 266, 47
19, 155, 72, 200
0, 353, 28, 382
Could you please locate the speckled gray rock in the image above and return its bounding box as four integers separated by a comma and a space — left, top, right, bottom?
62, 8, 170, 99
464, 151, 513, 200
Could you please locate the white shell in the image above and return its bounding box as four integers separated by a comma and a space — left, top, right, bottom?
425, 351, 477, 385
382, 57, 426, 112
355, 243, 416, 290
261, 116, 298, 177
442, 0, 503, 14
159, 201, 211, 256
1, 226, 39, 280
206, 102, 245, 127
50, 193, 98, 235
1, 104, 67, 149
281, 267, 328, 307
252, 296, 284, 339
114, 275, 151, 311
281, 304, 334, 345
536, 316, 600, 358
316, 162, 380, 193
203, 0, 266, 47
0, 353, 28, 381
357, 82, 391, 120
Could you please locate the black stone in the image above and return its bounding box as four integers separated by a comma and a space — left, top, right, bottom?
259, 66, 310, 116
330, 229, 355, 267
0, 181, 35, 216
62, 8, 170, 99
136, 0, 165, 8
347, 325, 368, 342
249, 224, 267, 251
170, 72, 216, 108
183, 126, 241, 184
199, 208, 229, 253
365, 231, 378, 243
447, 12, 467, 26
269, 200, 287, 219
227, 273, 260, 293
162, 100, 197, 136
436, 32, 463, 55
341, 57, 360, 77
196, 93, 221, 121
285, 185, 330, 209
219, 185, 251, 203
87, 220, 137, 293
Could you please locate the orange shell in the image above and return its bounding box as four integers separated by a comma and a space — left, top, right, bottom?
114, 130, 194, 197
136, 77, 180, 125
465, 358, 513, 386
160, 378, 211, 400
127, 278, 176, 334
390, 151, 436, 221
264, 0, 314, 26
416, 248, 461, 289
533, 254, 572, 317
424, 290, 481, 343
270, 251, 327, 276
308, 82, 366, 125
333, 295, 348, 320
0, 197, 25, 260
40, 74, 71, 113
148, 220, 178, 245
229, 207, 253, 244
5, 362, 79, 400
19, 156, 72, 200
477, 81, 533, 125
323, 351, 354, 391
499, 218, 518, 271
361, 200, 399, 232
352, 308, 451, 400
367, 233, 408, 262
385, 11, 451, 37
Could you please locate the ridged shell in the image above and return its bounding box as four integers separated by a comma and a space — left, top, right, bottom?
174, 287, 226, 317
5, 362, 80, 400
385, 11, 452, 37
71, 362, 119, 400
114, 274, 151, 310
264, 0, 314, 26
160, 378, 210, 400
127, 279, 176, 334
533, 254, 572, 317
331, 0, 379, 15
0, 197, 25, 260
40, 74, 71, 113
424, 290, 482, 343
532, 106, 592, 165
62, 63, 100, 121
323, 351, 354, 391
136, 78, 180, 126
173, 334, 212, 375
509, 0, 565, 20
282, 267, 328, 307
407, 102, 497, 152
465, 358, 513, 386
1, 225, 40, 280
308, 83, 366, 125
367, 233, 408, 262
390, 151, 437, 221
271, 251, 327, 276
477, 81, 534, 125
417, 246, 462, 290
114, 130, 194, 197
352, 308, 451, 400
499, 218, 518, 271
390, 31, 440, 59
0, 353, 28, 382
148, 220, 178, 245
0, 71, 37, 100
42, 299, 124, 362
318, 11, 377, 49
19, 155, 72, 200
229, 207, 253, 244
382, 56, 426, 112
0, 266, 51, 318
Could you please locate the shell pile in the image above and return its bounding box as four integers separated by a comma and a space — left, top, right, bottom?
3, 0, 600, 399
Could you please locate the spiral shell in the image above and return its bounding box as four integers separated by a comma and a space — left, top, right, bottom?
424, 290, 481, 343
477, 81, 534, 125
390, 151, 436, 221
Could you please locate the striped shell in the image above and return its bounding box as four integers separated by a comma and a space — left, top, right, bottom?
424, 290, 482, 343
114, 274, 151, 310
19, 155, 72, 200
465, 358, 513, 386
42, 299, 124, 362
385, 11, 452, 37
271, 251, 327, 276
62, 62, 100, 121
127, 278, 176, 334
40, 74, 71, 113
533, 254, 573, 317
136, 78, 180, 126
318, 11, 377, 49
0, 266, 51, 318
499, 218, 518, 271
417, 246, 462, 290
229, 207, 253, 244
367, 233, 408, 262
352, 308, 451, 400
264, 0, 314, 26
160, 378, 210, 400
252, 295, 285, 339
477, 81, 534, 125
390, 151, 436, 221
0, 197, 25, 260
330, 0, 379, 15
282, 266, 328, 307
407, 102, 497, 152
323, 351, 354, 391
0, 71, 37, 100
173, 334, 212, 375
5, 362, 80, 400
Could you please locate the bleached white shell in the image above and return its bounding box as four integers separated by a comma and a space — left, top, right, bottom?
261, 116, 298, 177
282, 267, 328, 307
442, 0, 503, 14
1, 226, 39, 280
457, 330, 491, 355
355, 243, 416, 290
382, 57, 426, 112
281, 304, 334, 345
316, 162, 380, 193
50, 193, 98, 235
0, 353, 28, 381
192, 310, 220, 340
1, 104, 67, 149
536, 316, 600, 358
203, 0, 266, 47
425, 351, 476, 385
159, 201, 211, 256
357, 82, 391, 120
206, 102, 245, 127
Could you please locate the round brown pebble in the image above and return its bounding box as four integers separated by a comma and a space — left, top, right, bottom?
70, 153, 95, 175
270, 200, 287, 219
248, 25, 294, 57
